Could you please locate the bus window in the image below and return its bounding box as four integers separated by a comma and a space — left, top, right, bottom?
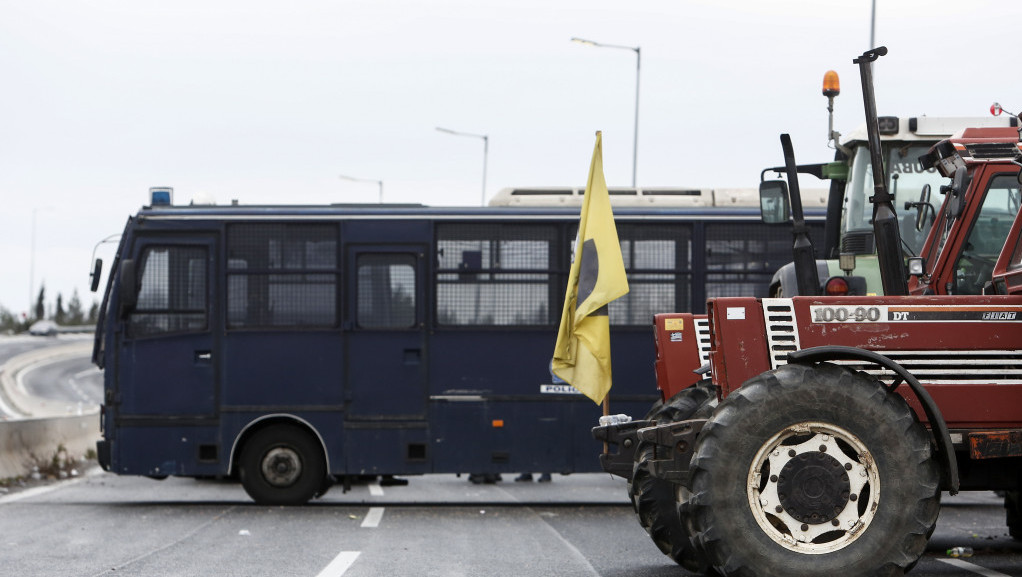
129, 245, 207, 337
705, 221, 822, 298
436, 224, 557, 326
357, 254, 417, 328
613, 223, 692, 325
226, 224, 337, 328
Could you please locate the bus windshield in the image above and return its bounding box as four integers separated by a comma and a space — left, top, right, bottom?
842, 143, 947, 255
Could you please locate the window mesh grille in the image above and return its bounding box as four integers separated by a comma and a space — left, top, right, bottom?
436, 224, 557, 326
357, 254, 417, 328
129, 246, 207, 337
612, 223, 692, 325
705, 221, 825, 298
226, 224, 337, 328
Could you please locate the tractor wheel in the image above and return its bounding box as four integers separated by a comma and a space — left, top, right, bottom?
1007, 490, 1022, 540
239, 424, 327, 506
628, 382, 715, 571
689, 363, 940, 577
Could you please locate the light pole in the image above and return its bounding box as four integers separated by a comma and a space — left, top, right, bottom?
870, 0, 877, 49
571, 36, 641, 187
436, 126, 489, 206
339, 174, 384, 203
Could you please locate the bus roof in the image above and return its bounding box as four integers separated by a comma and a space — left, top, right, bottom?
134, 202, 827, 222
487, 187, 829, 208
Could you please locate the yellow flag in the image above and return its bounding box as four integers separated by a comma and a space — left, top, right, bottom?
551, 132, 629, 404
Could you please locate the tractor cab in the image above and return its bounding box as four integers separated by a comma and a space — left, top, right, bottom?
910, 127, 1022, 295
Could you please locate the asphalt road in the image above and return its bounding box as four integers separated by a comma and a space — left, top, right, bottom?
20, 353, 102, 406
0, 334, 100, 418
0, 334, 78, 365
1, 472, 1020, 577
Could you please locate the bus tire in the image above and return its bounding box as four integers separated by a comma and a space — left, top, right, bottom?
1007, 490, 1022, 540
239, 425, 327, 506
689, 363, 940, 577
628, 382, 714, 571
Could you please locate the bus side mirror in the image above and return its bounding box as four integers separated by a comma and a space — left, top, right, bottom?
90, 259, 103, 293
759, 180, 791, 224
118, 259, 138, 316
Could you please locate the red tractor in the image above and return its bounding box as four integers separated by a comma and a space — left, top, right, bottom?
594, 47, 1022, 575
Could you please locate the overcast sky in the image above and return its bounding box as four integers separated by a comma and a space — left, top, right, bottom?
1, 0, 1019, 316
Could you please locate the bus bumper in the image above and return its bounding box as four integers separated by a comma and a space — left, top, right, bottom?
96, 439, 111, 471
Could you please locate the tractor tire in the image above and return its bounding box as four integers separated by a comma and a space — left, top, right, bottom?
1007, 490, 1022, 540
628, 382, 715, 571
689, 363, 940, 577
239, 424, 328, 506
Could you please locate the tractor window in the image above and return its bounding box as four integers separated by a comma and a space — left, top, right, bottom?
842, 143, 946, 255
953, 174, 1021, 294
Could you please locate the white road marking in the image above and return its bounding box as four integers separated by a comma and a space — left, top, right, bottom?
368, 482, 384, 497
938, 558, 1012, 577
0, 468, 101, 505
361, 507, 384, 528
0, 483, 71, 505
315, 551, 360, 577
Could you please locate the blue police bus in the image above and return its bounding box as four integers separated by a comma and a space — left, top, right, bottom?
91, 187, 825, 504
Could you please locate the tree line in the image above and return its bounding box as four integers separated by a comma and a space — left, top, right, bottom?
0, 285, 99, 332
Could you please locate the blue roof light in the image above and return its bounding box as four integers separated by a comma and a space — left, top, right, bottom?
150, 187, 174, 206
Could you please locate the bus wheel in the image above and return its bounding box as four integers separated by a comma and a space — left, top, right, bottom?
629, 382, 714, 571
239, 425, 327, 506
1007, 490, 1022, 540
689, 363, 940, 577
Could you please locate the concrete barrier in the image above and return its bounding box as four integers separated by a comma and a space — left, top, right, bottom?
0, 340, 101, 479
0, 413, 100, 479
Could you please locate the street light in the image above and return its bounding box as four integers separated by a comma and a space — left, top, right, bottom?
339, 174, 384, 203
435, 126, 489, 206
571, 36, 641, 187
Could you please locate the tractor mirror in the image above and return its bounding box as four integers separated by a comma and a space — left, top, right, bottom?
759, 180, 790, 224
914, 184, 933, 232
948, 166, 968, 219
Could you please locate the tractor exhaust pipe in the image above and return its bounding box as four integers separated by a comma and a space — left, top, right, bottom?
780, 133, 821, 296
853, 47, 909, 295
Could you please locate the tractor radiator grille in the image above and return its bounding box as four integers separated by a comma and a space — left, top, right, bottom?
695, 317, 712, 368
834, 351, 1022, 385
762, 298, 800, 370
759, 298, 1022, 384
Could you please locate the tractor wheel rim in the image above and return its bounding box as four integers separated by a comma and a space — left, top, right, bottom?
747, 421, 880, 554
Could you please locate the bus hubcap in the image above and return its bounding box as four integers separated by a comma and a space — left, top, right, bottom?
262, 447, 302, 487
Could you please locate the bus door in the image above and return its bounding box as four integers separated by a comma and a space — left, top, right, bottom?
344, 245, 428, 421
116, 236, 217, 418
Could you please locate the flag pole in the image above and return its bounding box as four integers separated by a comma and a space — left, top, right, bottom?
602, 396, 610, 454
